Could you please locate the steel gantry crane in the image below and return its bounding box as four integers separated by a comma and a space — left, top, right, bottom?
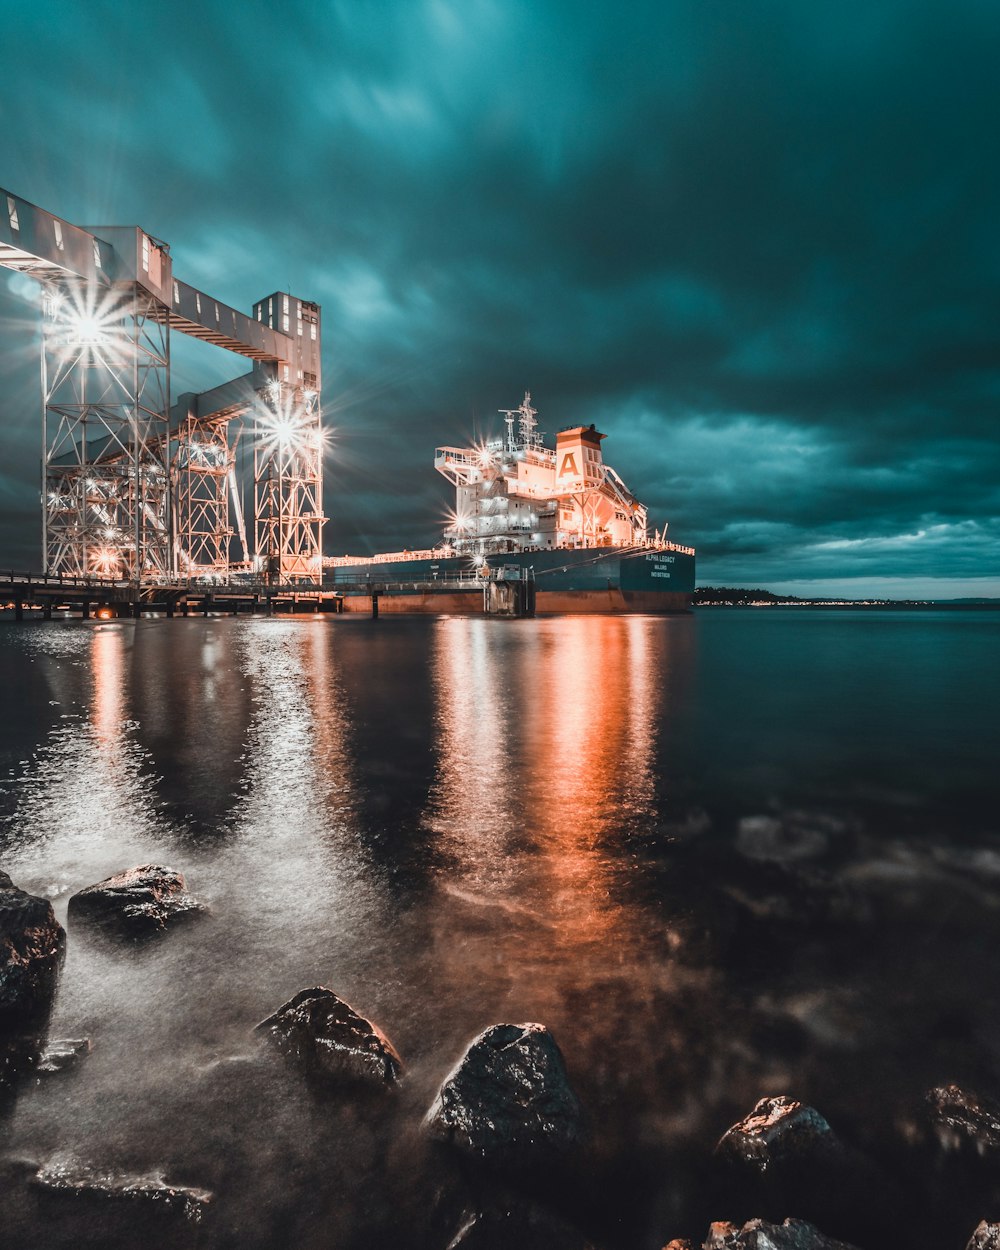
0, 187, 325, 584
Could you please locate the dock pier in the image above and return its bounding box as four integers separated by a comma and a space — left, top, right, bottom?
2, 566, 536, 620
1, 571, 343, 620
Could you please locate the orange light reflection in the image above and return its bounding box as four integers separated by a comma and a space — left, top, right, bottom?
91, 624, 124, 747
426, 616, 669, 985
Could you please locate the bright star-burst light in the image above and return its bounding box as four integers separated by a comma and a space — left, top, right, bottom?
444, 506, 472, 533
90, 546, 122, 577
45, 285, 127, 355
256, 388, 327, 457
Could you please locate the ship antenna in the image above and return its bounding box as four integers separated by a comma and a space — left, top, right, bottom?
519, 390, 538, 447
501, 405, 517, 454
499, 391, 535, 452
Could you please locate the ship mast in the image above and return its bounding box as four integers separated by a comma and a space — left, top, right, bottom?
519, 391, 539, 447
499, 391, 540, 452
502, 406, 517, 455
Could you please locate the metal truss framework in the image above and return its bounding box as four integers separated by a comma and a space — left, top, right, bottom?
0, 188, 325, 586
253, 385, 324, 581
42, 283, 172, 579
174, 417, 241, 575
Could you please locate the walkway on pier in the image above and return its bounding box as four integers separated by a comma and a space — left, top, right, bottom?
1, 567, 536, 619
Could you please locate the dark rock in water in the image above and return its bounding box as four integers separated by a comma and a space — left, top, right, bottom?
713, 1096, 893, 1243
702, 1218, 861, 1249
36, 1038, 91, 1076
0, 871, 66, 1027
67, 865, 206, 938
715, 1096, 839, 1175
447, 1199, 593, 1249
254, 986, 402, 1087
926, 1084, 1000, 1156
426, 1022, 584, 1169
967, 1222, 1000, 1250
32, 1156, 213, 1222
903, 1086, 1000, 1243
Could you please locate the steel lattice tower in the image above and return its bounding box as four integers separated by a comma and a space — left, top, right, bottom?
253, 383, 324, 581
42, 280, 172, 579
0, 190, 325, 585
173, 416, 238, 575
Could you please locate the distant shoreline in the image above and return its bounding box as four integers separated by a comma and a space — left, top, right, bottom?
693, 598, 999, 610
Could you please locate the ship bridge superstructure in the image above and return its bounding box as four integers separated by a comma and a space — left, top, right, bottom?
0, 187, 325, 583
435, 392, 653, 555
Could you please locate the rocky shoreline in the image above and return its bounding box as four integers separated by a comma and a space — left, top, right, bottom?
3, 857, 1000, 1249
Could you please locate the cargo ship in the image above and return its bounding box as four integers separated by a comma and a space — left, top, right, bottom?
324, 392, 695, 613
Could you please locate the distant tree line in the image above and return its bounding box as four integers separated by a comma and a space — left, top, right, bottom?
693, 587, 997, 608
693, 586, 799, 605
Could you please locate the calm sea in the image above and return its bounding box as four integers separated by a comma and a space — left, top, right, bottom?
0, 609, 998, 1248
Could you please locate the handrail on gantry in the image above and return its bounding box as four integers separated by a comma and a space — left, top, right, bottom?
2, 569, 132, 589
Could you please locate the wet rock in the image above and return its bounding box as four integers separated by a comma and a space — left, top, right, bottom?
926, 1084, 1000, 1156
67, 865, 206, 938
899, 1086, 1000, 1242
713, 1096, 892, 1243
447, 1199, 593, 1249
36, 1037, 91, 1076
662, 1241, 697, 1249
0, 870, 66, 1027
703, 1218, 861, 1249
426, 1022, 584, 1169
254, 986, 402, 1087
967, 1222, 1000, 1250
31, 1156, 213, 1222
715, 1096, 840, 1175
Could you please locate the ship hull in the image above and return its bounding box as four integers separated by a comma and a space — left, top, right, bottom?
329, 546, 695, 614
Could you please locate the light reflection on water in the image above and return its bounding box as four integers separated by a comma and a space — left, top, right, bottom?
3, 624, 169, 889
428, 616, 665, 951
415, 617, 711, 1182
0, 610, 997, 1248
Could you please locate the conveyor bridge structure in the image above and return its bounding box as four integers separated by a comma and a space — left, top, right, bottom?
0, 188, 325, 583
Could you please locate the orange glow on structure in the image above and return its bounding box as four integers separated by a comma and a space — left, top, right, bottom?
90, 547, 122, 578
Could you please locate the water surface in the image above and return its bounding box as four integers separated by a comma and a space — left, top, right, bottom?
0, 610, 998, 1248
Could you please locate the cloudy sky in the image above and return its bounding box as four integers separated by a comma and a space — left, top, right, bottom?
1, 0, 998, 595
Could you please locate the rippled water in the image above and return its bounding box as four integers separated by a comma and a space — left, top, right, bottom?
0, 610, 998, 1249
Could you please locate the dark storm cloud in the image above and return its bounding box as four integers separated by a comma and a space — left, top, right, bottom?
0, 0, 998, 590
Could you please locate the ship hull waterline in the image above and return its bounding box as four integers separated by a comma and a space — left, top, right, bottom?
330, 547, 695, 615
